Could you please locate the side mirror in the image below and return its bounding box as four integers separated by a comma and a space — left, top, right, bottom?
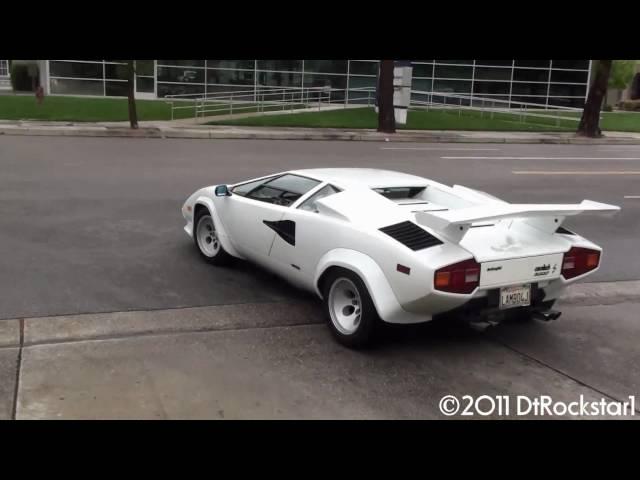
215, 185, 231, 197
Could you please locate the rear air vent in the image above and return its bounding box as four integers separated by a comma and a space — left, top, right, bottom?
556, 226, 576, 235
379, 221, 443, 251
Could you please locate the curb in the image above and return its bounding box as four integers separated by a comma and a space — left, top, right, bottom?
0, 301, 323, 349
1, 125, 639, 144
0, 281, 638, 349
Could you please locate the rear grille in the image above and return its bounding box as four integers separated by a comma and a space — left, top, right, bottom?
379, 221, 444, 251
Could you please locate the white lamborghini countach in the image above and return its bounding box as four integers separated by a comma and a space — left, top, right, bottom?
182, 168, 620, 348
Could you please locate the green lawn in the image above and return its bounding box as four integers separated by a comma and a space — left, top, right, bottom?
2, 94, 639, 132
208, 107, 640, 133
0, 95, 282, 122
0, 95, 179, 121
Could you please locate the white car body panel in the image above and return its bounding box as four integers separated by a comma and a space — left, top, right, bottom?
182, 168, 620, 324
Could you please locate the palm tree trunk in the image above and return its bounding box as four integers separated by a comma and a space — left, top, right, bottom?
577, 60, 612, 138
127, 61, 139, 129
377, 60, 396, 133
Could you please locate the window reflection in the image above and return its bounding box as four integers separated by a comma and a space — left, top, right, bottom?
40, 59, 591, 107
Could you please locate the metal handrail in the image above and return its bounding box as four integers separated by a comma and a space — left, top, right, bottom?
166, 85, 377, 120
410, 89, 584, 112
165, 84, 586, 125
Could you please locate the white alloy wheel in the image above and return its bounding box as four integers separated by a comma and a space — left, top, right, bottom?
196, 215, 220, 257
328, 277, 363, 335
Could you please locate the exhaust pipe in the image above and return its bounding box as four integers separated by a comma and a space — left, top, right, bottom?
532, 310, 562, 322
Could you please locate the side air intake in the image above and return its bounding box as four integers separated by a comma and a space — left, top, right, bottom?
379, 221, 443, 251
555, 226, 576, 235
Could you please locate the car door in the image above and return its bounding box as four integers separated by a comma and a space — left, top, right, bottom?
269, 184, 342, 290
220, 193, 287, 264
220, 174, 322, 266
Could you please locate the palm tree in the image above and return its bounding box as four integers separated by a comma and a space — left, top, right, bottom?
377, 60, 395, 134
127, 61, 139, 129
577, 60, 612, 137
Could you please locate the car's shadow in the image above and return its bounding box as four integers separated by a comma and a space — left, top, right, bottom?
183, 243, 537, 350
183, 242, 317, 302
371, 314, 541, 353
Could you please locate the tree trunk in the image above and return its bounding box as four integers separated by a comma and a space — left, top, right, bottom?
577, 60, 612, 138
127, 61, 139, 129
377, 60, 396, 133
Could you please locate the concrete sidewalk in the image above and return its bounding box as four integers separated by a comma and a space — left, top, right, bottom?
2, 280, 639, 419
1, 119, 639, 144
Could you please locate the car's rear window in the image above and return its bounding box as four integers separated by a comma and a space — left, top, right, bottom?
373, 186, 426, 200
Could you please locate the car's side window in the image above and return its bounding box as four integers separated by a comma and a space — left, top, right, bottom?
298, 184, 342, 212
231, 176, 277, 197
247, 185, 284, 203
245, 174, 321, 207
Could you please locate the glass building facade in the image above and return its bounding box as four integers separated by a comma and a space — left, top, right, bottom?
41, 60, 591, 108
0, 60, 10, 91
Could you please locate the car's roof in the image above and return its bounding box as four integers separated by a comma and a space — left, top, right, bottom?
288, 168, 430, 189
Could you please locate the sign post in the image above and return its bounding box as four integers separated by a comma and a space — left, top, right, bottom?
375, 61, 413, 125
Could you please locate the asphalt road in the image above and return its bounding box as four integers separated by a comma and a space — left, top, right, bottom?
1, 135, 639, 419
0, 136, 638, 320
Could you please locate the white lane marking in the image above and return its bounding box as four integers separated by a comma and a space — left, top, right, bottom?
381, 147, 501, 151
597, 146, 640, 149
512, 171, 640, 175
443, 156, 640, 160
624, 195, 640, 198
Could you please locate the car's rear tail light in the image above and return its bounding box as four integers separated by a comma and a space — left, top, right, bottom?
561, 247, 600, 279
434, 258, 481, 294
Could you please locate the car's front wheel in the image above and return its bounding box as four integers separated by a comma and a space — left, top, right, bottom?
322, 268, 379, 349
194, 210, 232, 265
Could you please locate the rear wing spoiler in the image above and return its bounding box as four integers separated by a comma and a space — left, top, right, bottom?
415, 200, 620, 243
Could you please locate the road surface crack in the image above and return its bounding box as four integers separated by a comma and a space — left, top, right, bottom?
11, 319, 24, 420
487, 336, 640, 414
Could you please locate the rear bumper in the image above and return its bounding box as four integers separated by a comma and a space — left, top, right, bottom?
432, 283, 555, 322
384, 276, 570, 325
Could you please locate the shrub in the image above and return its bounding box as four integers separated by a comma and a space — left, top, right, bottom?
10, 63, 32, 92
603, 104, 613, 112
618, 100, 640, 111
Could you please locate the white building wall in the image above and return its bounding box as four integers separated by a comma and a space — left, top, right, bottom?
0, 60, 11, 91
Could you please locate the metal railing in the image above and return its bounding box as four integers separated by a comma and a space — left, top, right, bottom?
409, 90, 586, 126
164, 86, 377, 120
163, 85, 587, 127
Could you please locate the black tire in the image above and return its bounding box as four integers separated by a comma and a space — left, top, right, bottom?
321, 268, 380, 349
193, 209, 233, 266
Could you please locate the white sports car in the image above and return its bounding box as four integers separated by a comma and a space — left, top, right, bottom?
182, 168, 620, 348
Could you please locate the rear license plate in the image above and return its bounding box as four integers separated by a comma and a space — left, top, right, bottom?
499, 284, 531, 310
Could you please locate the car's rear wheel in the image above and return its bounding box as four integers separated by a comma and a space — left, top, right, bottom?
194, 210, 232, 265
322, 268, 379, 349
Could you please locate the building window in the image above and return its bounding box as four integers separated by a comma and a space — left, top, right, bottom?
157, 66, 205, 84
50, 78, 104, 95
0, 60, 8, 77
513, 68, 549, 82
474, 81, 511, 95
207, 60, 255, 70
434, 64, 473, 79
157, 60, 205, 68
349, 60, 378, 76
551, 60, 589, 70
37, 59, 590, 108
550, 69, 589, 84
256, 60, 302, 72
514, 60, 551, 69
206, 69, 255, 86
474, 67, 512, 81
50, 60, 103, 79
303, 60, 348, 74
